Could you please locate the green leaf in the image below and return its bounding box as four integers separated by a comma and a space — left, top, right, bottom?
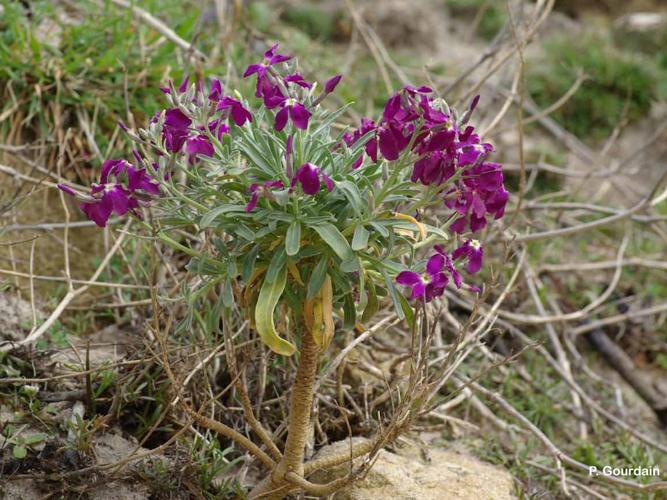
381, 268, 405, 320
343, 293, 356, 329
266, 246, 287, 283
200, 204, 245, 227
397, 293, 415, 328
13, 445, 27, 459
308, 257, 329, 299
254, 268, 295, 356
23, 433, 46, 445
285, 221, 301, 256
242, 245, 259, 282
337, 180, 363, 216
312, 223, 354, 262
369, 221, 390, 238
352, 224, 370, 251
361, 279, 379, 323
222, 279, 234, 308
340, 258, 359, 273
236, 130, 277, 176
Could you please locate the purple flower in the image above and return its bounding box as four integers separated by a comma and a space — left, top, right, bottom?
243, 44, 292, 79
99, 159, 131, 184
377, 121, 411, 160
284, 72, 312, 89
403, 85, 432, 95
343, 118, 378, 169
274, 98, 311, 131
243, 45, 292, 100
324, 74, 342, 94
216, 97, 253, 126
452, 239, 484, 274
80, 185, 136, 227
185, 135, 214, 157
245, 180, 285, 212
396, 253, 449, 302
446, 162, 508, 233
159, 75, 190, 95
209, 79, 223, 102
126, 167, 160, 195
457, 126, 494, 166
164, 109, 191, 129
434, 245, 462, 288
57, 184, 77, 197
292, 163, 333, 195
469, 94, 480, 114
161, 109, 192, 153
178, 75, 190, 93
411, 151, 456, 186
207, 118, 230, 140
59, 159, 159, 227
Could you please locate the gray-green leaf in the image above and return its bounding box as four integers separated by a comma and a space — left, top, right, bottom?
312, 223, 354, 262
352, 224, 370, 251
307, 257, 329, 299
285, 221, 301, 256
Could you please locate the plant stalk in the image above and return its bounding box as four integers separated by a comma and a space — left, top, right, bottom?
251, 327, 321, 498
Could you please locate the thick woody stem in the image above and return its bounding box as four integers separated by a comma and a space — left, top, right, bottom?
250, 328, 321, 499
279, 328, 321, 471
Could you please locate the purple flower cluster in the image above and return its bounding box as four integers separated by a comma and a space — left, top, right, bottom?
396, 240, 483, 302
243, 44, 341, 132
239, 46, 343, 211
342, 85, 508, 234
339, 87, 506, 302
154, 76, 254, 158
67, 74, 260, 227
58, 159, 159, 227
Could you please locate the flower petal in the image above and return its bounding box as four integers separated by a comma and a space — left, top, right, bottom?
426, 254, 445, 275
321, 173, 334, 192
296, 163, 320, 195
164, 108, 191, 129
245, 192, 259, 213
396, 271, 421, 286
411, 281, 426, 299
467, 247, 483, 274
275, 106, 289, 131
289, 103, 311, 130
324, 74, 342, 93
185, 135, 214, 157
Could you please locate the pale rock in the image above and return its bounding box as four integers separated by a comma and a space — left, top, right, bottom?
0, 293, 37, 343
310, 438, 515, 499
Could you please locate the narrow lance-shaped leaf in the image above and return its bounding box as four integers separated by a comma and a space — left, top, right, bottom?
254, 267, 296, 356
381, 268, 405, 320
313, 223, 354, 262
352, 224, 370, 251
308, 256, 328, 299
286, 221, 301, 256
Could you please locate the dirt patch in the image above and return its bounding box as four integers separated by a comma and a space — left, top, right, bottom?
0, 293, 36, 343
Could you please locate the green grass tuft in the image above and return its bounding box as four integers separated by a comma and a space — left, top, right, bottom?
528, 34, 665, 139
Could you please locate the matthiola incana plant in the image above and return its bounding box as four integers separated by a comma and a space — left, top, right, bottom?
59, 44, 507, 498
